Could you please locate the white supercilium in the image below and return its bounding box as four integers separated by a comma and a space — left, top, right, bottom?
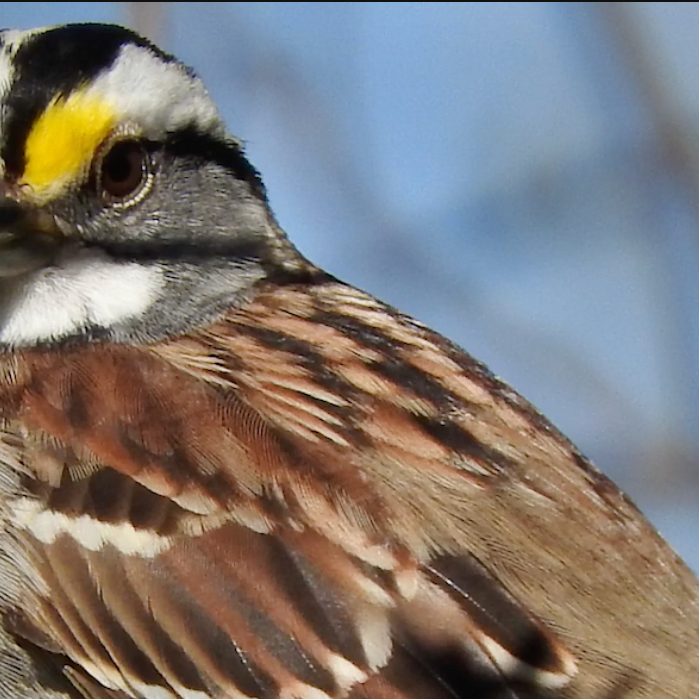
90, 42, 226, 141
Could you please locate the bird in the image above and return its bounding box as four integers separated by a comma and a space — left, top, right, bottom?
0, 20, 696, 699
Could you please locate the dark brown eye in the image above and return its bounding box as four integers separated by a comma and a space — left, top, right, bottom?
99, 140, 149, 201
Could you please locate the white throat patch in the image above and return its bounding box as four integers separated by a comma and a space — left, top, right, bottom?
0, 249, 163, 346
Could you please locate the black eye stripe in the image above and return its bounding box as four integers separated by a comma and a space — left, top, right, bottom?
164, 127, 267, 203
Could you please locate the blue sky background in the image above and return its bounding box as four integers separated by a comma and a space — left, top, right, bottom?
6, 2, 699, 569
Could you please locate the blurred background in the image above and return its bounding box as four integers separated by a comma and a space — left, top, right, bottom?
5, 2, 699, 569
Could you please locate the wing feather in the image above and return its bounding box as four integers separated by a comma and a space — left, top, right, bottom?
2, 281, 697, 698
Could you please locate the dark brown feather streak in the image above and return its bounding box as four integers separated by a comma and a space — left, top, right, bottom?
0, 280, 696, 699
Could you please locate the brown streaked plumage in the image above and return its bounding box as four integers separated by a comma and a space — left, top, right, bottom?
0, 278, 696, 699
0, 21, 697, 699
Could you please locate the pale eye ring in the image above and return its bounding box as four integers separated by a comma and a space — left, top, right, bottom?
96, 139, 152, 205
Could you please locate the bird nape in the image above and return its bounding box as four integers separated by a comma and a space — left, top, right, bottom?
0, 21, 694, 699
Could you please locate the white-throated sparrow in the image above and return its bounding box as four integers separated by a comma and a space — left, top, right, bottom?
0, 22, 696, 699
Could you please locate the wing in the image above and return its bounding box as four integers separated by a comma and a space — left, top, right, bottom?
0, 279, 697, 699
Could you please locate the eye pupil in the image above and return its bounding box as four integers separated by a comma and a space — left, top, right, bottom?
100, 140, 147, 200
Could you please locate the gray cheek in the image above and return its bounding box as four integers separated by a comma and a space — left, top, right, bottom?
77, 158, 269, 249
113, 259, 267, 344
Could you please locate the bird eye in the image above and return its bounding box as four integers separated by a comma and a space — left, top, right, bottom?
98, 139, 150, 203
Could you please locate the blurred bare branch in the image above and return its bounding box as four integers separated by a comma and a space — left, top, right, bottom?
597, 2, 699, 473
201, 4, 650, 433
125, 1, 168, 46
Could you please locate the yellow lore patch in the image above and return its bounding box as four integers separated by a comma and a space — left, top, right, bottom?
21, 90, 115, 199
